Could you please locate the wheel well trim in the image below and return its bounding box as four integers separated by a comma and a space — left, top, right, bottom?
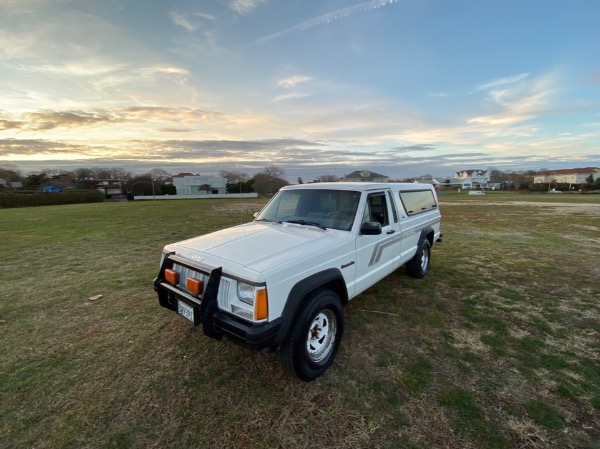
419, 226, 435, 246
275, 268, 348, 345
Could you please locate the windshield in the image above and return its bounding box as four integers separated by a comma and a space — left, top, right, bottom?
256, 189, 361, 231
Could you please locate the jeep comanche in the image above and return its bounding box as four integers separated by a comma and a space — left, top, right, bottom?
154, 182, 442, 380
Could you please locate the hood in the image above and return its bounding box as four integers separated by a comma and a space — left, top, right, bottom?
166, 222, 344, 274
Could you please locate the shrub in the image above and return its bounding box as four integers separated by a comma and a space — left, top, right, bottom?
0, 190, 105, 208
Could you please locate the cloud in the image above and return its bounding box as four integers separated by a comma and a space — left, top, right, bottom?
255, 0, 402, 44
468, 73, 555, 127
170, 10, 199, 32
0, 114, 23, 130
474, 73, 530, 92
272, 93, 313, 103
230, 0, 266, 15
169, 10, 215, 32
2, 134, 598, 181
25, 111, 116, 131
4, 107, 226, 132
278, 76, 313, 89
391, 144, 436, 153
0, 138, 93, 158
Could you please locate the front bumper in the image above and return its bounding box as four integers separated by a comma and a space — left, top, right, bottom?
154, 253, 279, 351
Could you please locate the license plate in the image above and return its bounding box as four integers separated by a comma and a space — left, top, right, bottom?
177, 300, 195, 324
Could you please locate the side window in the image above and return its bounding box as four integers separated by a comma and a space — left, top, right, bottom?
399, 190, 437, 216
363, 193, 389, 226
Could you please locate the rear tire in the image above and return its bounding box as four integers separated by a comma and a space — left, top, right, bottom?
406, 238, 431, 278
278, 289, 344, 381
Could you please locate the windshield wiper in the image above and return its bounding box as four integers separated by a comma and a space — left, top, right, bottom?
285, 219, 327, 230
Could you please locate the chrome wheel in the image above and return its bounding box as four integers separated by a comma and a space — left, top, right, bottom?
305, 309, 337, 363
420, 244, 430, 272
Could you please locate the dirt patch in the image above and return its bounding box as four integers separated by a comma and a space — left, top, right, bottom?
443, 201, 600, 215
210, 201, 265, 214
442, 201, 600, 215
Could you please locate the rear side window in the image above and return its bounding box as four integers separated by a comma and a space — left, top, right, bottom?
399, 190, 437, 216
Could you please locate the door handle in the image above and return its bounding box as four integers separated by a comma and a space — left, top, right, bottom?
387, 229, 395, 234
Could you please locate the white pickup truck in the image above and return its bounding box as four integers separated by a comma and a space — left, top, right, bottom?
154, 182, 442, 380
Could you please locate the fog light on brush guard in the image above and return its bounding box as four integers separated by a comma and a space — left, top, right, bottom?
186, 277, 203, 296
165, 269, 179, 285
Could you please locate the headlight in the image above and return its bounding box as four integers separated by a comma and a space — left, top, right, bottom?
237, 282, 255, 305
233, 282, 268, 321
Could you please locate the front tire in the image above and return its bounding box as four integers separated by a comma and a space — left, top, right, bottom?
406, 238, 431, 278
278, 289, 344, 381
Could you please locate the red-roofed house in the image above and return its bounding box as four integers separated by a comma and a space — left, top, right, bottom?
533, 167, 599, 187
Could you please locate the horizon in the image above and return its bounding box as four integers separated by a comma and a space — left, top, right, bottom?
1, 1, 599, 181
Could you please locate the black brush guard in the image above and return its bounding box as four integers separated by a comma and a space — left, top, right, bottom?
154, 252, 222, 339
153, 252, 281, 350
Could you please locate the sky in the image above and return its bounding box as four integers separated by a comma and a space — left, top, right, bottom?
1, 0, 599, 182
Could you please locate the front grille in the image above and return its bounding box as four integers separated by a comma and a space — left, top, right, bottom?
218, 279, 231, 310
172, 263, 208, 295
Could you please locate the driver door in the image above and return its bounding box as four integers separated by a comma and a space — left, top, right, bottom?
354, 190, 402, 295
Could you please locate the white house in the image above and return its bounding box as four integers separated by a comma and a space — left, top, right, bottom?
453, 170, 490, 189
172, 173, 227, 195
438, 169, 491, 189
533, 167, 599, 187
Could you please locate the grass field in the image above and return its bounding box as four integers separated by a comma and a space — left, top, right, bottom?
1, 191, 599, 448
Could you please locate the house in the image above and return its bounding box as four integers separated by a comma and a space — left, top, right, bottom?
533, 167, 599, 187
172, 173, 226, 195
92, 179, 125, 198
452, 170, 490, 189
341, 170, 389, 183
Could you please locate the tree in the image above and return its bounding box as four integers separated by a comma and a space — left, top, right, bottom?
220, 170, 249, 185
252, 166, 289, 195
74, 168, 95, 188
199, 183, 212, 194
264, 165, 285, 179
149, 168, 170, 183
161, 184, 177, 195
128, 174, 153, 196
316, 174, 338, 182
0, 163, 22, 184
40, 168, 70, 177
93, 167, 114, 179
219, 170, 253, 193
22, 172, 47, 190
108, 167, 132, 180
74, 167, 133, 180
585, 174, 595, 185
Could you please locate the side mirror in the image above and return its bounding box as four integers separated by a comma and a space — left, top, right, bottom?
253, 212, 259, 219
360, 221, 382, 235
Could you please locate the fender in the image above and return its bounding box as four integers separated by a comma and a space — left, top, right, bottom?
418, 226, 435, 247
274, 268, 348, 345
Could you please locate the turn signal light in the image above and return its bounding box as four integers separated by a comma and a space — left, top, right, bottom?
186, 277, 204, 296
165, 269, 179, 285
254, 289, 268, 321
